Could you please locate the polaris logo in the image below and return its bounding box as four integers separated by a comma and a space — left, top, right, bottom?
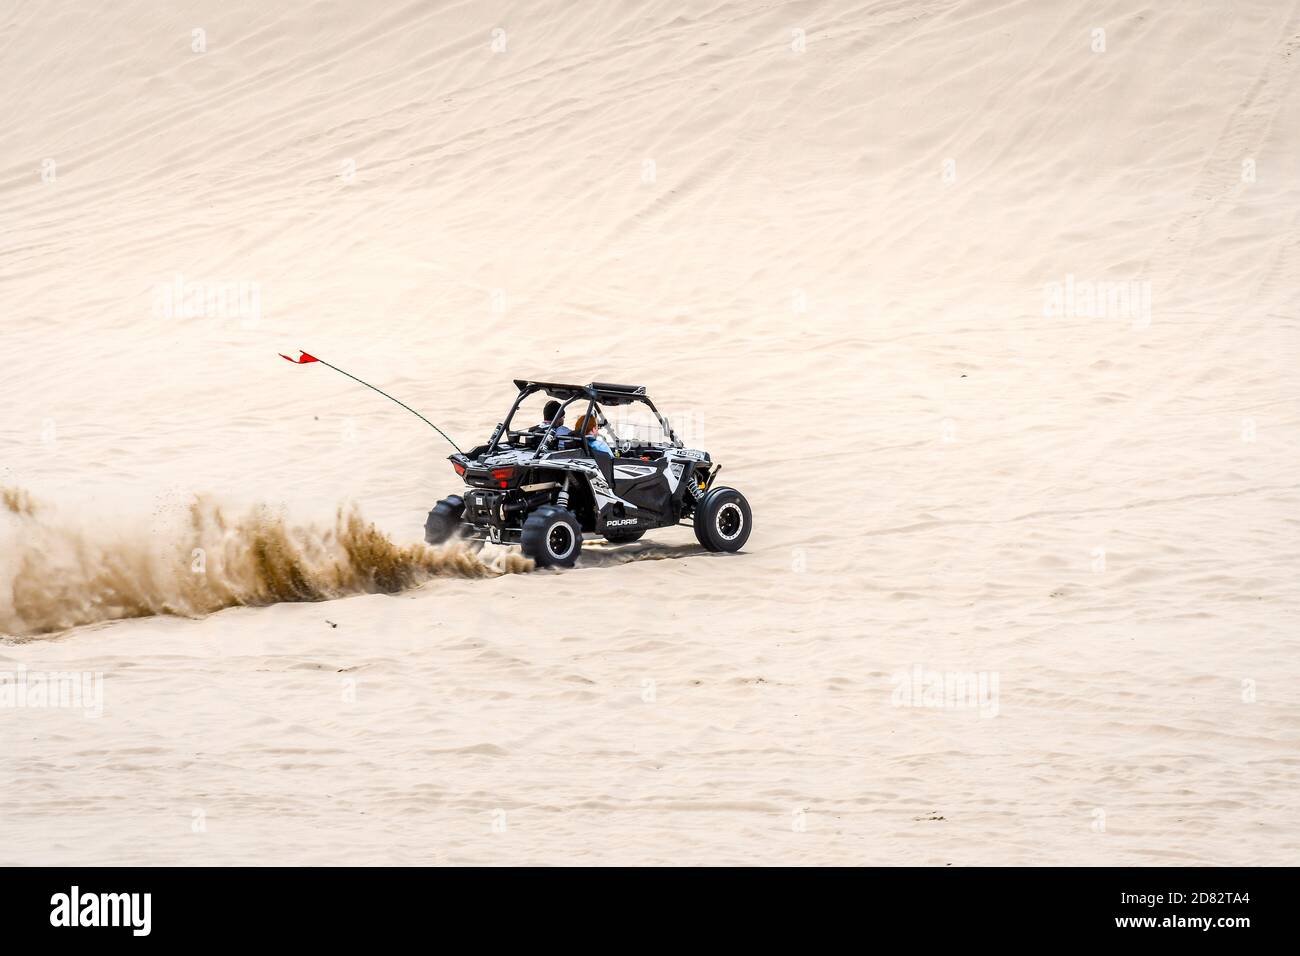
607, 518, 639, 527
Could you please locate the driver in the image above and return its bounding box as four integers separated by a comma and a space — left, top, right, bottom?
573, 414, 612, 455
539, 400, 573, 436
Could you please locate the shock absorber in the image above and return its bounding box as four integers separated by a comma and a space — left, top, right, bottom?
687, 469, 705, 503
688, 464, 718, 503
556, 472, 571, 509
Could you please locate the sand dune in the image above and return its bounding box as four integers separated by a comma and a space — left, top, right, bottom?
1, 0, 1297, 864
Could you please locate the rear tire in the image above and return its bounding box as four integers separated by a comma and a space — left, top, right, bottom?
424, 495, 465, 545
521, 506, 583, 568
693, 487, 751, 553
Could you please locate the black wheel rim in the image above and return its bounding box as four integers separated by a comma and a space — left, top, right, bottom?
716, 502, 743, 540
548, 524, 574, 558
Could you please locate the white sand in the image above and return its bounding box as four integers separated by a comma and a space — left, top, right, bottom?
1, 0, 1297, 865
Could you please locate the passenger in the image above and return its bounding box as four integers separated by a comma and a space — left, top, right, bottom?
540, 400, 573, 436
573, 414, 612, 456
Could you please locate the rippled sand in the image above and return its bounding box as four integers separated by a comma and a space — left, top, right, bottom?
1, 0, 1297, 865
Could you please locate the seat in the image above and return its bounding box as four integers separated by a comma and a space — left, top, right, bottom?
587, 445, 616, 484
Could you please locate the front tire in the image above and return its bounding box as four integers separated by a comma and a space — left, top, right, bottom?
521, 506, 583, 568
693, 487, 751, 553
424, 495, 465, 545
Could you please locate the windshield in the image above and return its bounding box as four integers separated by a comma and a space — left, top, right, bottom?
602, 398, 674, 449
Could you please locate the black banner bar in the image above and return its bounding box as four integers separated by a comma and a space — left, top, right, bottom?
0, 866, 1287, 943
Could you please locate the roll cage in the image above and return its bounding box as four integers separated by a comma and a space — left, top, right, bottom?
487, 380, 682, 456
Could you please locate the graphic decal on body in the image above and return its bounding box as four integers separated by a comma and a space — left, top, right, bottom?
612, 464, 658, 480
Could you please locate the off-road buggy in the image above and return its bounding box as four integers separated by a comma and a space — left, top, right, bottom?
423, 380, 752, 567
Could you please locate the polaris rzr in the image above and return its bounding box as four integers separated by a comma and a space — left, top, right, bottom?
423, 380, 752, 567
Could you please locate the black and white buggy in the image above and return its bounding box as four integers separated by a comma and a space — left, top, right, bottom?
424, 380, 752, 567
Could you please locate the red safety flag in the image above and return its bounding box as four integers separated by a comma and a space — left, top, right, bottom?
276, 349, 461, 451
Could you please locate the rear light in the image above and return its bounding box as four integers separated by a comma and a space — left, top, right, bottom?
492, 466, 515, 489
452, 461, 466, 476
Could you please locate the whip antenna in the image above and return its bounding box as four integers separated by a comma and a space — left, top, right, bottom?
279, 350, 463, 454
